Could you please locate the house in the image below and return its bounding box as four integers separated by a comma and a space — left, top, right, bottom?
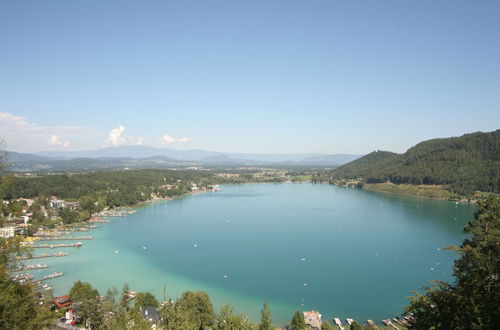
63, 309, 77, 325
19, 198, 34, 207
304, 310, 322, 329
50, 198, 67, 209
142, 307, 160, 324
54, 295, 71, 309
66, 202, 79, 210
0, 226, 15, 238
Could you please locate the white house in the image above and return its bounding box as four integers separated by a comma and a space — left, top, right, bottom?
0, 226, 15, 238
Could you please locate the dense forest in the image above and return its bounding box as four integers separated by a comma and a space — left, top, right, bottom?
4, 170, 213, 200
333, 130, 500, 195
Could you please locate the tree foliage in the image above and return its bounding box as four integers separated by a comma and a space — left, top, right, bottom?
175, 290, 215, 329
290, 309, 305, 329
406, 195, 500, 329
4, 169, 212, 202
350, 320, 364, 330
259, 301, 274, 330
320, 320, 334, 330
214, 304, 254, 330
69, 280, 99, 302
333, 130, 500, 195
0, 237, 52, 329
0, 265, 53, 329
135, 291, 159, 309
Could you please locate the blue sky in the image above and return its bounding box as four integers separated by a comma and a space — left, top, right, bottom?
1, 0, 499, 154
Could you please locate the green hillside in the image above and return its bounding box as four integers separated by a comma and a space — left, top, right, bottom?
334, 130, 500, 195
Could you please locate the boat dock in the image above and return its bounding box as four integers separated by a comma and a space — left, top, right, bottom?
89, 217, 110, 223
17, 251, 69, 260
393, 317, 409, 327
367, 320, 378, 329
34, 272, 64, 282
39, 236, 93, 241
382, 319, 400, 329
334, 318, 344, 329
33, 242, 82, 249
14, 264, 49, 272
99, 209, 136, 217
36, 283, 53, 291
11, 273, 33, 283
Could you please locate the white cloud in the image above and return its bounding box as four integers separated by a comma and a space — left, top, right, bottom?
102, 126, 146, 147
48, 135, 70, 148
161, 134, 191, 146
0, 112, 94, 152
102, 126, 127, 147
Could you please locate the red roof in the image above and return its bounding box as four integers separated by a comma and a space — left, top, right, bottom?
54, 295, 71, 309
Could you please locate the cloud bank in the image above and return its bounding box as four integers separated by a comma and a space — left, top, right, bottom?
0, 112, 94, 152
161, 134, 191, 146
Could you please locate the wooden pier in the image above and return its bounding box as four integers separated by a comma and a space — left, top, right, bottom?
367, 320, 378, 329
89, 217, 110, 223
39, 236, 93, 241
334, 317, 343, 328
34, 242, 82, 249
34, 272, 64, 282
17, 251, 69, 260
14, 264, 49, 272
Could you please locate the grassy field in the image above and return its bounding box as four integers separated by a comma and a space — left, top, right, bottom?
364, 182, 455, 200
290, 174, 312, 182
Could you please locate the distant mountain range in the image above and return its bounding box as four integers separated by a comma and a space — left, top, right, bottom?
1, 146, 361, 172
334, 130, 500, 194
33, 145, 359, 164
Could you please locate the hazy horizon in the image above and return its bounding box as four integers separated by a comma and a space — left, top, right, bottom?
1, 129, 497, 157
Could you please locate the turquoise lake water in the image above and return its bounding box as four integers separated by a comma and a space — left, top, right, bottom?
28, 183, 475, 325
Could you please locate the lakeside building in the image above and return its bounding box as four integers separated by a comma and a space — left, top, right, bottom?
142, 307, 160, 326
304, 310, 322, 329
50, 198, 67, 209
0, 226, 15, 238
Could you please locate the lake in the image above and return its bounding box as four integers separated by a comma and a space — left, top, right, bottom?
30, 183, 475, 325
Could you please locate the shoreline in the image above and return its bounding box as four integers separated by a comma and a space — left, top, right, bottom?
362, 185, 454, 202
331, 182, 480, 205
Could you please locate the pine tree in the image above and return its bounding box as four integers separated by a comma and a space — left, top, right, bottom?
259, 301, 274, 330
290, 309, 305, 329
321, 320, 334, 330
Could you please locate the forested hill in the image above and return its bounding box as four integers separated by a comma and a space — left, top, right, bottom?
334, 130, 500, 194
